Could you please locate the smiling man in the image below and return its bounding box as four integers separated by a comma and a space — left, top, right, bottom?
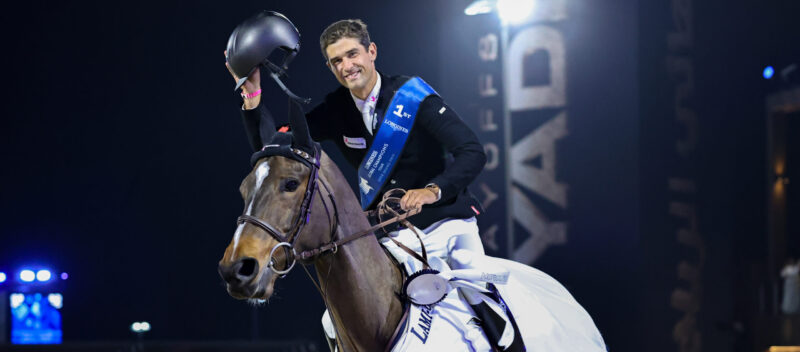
236, 19, 487, 234
311, 19, 488, 219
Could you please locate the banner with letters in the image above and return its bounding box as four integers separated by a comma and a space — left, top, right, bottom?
438, 0, 641, 349
438, 0, 570, 265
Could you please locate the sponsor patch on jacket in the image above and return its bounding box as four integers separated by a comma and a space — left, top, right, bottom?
343, 136, 367, 149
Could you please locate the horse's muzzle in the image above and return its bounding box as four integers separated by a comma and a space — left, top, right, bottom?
218, 257, 259, 289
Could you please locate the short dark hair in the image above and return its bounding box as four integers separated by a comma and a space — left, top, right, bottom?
319, 19, 371, 60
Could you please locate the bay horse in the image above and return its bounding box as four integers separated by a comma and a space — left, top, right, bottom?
218, 102, 406, 351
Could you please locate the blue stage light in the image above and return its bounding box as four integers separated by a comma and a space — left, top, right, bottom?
47, 293, 63, 309
0, 272, 6, 283
20, 270, 35, 282
10, 293, 24, 308
36, 270, 52, 282
60, 272, 69, 280
763, 66, 774, 79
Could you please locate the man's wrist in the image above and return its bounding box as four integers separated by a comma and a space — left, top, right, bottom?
424, 183, 441, 201
241, 88, 262, 99
240, 87, 262, 110
242, 96, 261, 110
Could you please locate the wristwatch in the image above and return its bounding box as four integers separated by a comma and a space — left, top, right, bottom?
425, 183, 441, 201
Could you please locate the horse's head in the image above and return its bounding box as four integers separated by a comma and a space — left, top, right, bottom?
218, 100, 324, 302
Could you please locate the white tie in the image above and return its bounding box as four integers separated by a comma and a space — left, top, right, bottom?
363, 104, 376, 135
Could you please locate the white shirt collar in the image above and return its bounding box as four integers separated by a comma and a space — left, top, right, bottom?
351, 74, 381, 115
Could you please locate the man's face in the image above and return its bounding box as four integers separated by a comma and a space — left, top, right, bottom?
325, 37, 377, 93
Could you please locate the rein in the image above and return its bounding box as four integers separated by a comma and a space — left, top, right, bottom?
237, 149, 429, 277
294, 189, 422, 261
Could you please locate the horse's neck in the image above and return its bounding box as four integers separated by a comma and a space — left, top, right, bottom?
314, 154, 404, 352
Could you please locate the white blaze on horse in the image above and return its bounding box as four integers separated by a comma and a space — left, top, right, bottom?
218, 103, 607, 352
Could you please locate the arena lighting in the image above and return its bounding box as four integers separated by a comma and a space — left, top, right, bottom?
36, 269, 52, 282
47, 293, 63, 309
497, 0, 536, 24
0, 272, 6, 283
767, 347, 800, 352
131, 321, 151, 333
464, 0, 495, 15
764, 66, 775, 79
10, 293, 24, 309
20, 270, 35, 282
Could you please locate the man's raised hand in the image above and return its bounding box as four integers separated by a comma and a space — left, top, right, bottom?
224, 50, 262, 109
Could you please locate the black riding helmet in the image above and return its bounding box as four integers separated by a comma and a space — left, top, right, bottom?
226, 11, 300, 91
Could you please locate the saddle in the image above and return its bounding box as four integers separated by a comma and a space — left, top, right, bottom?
322, 220, 525, 352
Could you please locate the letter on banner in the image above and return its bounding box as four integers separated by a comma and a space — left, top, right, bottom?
481, 224, 500, 251
511, 185, 567, 264
479, 74, 498, 97
669, 201, 704, 352
479, 33, 498, 61
480, 182, 499, 209
511, 112, 568, 208
484, 143, 500, 170
479, 109, 498, 132
506, 26, 566, 111
667, 0, 693, 50
667, 56, 698, 156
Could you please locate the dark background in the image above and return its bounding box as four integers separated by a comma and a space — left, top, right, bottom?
0, 0, 798, 351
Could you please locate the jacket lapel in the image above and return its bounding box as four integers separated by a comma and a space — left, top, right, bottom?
373, 72, 396, 136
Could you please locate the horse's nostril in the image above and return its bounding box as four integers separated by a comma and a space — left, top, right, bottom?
219, 257, 259, 285
236, 257, 258, 280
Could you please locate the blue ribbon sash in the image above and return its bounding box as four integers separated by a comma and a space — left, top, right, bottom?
358, 77, 438, 209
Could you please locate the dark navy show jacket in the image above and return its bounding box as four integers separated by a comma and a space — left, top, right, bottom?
241, 73, 486, 229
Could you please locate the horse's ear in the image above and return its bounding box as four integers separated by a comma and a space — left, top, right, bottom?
257, 108, 277, 148
288, 98, 313, 152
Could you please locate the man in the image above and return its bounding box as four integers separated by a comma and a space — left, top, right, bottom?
231, 19, 486, 243
227, 18, 520, 350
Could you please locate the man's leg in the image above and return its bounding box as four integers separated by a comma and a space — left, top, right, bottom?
447, 218, 524, 351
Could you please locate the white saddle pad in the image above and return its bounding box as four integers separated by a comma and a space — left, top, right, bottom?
323, 220, 607, 352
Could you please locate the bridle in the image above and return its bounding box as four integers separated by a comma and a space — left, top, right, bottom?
236, 146, 329, 276
236, 146, 425, 278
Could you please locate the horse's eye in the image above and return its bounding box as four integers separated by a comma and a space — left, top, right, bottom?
283, 179, 300, 192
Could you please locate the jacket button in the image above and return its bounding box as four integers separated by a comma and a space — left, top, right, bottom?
390, 179, 396, 184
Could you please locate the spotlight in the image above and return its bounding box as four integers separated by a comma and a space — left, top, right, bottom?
131, 321, 152, 333
763, 66, 774, 79
10, 293, 24, 309
60, 272, 69, 280
0, 272, 6, 283
20, 270, 35, 282
36, 269, 52, 282
47, 293, 63, 309
497, 0, 536, 24
465, 0, 495, 16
